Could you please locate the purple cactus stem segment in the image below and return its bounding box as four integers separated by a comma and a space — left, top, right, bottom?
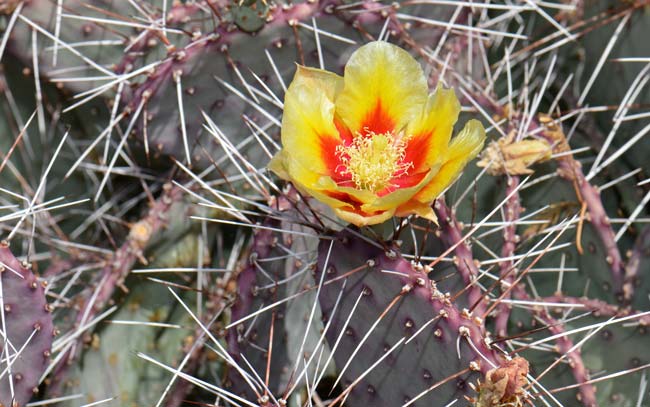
537, 309, 597, 407
114, 3, 205, 75
316, 229, 504, 406
495, 176, 522, 337
434, 199, 487, 315
542, 295, 650, 326
0, 243, 54, 407
539, 115, 624, 292
226, 198, 298, 403
512, 287, 598, 407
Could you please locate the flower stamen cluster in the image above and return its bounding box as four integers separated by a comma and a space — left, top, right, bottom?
335, 131, 413, 192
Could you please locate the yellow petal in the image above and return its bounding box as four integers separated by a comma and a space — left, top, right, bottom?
404, 86, 461, 173
316, 177, 378, 205
303, 187, 356, 211
281, 65, 344, 176
414, 119, 486, 203
273, 153, 368, 213
335, 41, 428, 134
333, 207, 395, 227
278, 161, 395, 227
278, 157, 395, 227
275, 154, 347, 208
361, 167, 438, 213
292, 65, 344, 101
395, 200, 438, 224
268, 150, 290, 180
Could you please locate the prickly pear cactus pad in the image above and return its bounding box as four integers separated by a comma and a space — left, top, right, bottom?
2, 0, 650, 406
315, 229, 505, 405
0, 243, 54, 407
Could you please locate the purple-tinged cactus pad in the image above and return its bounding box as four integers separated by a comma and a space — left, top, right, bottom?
0, 243, 54, 407
316, 230, 504, 406
226, 223, 292, 402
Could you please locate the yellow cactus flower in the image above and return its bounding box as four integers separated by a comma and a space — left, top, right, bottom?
269, 41, 485, 227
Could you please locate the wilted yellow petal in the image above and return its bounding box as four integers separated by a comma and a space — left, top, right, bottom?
335, 41, 428, 134
477, 132, 552, 175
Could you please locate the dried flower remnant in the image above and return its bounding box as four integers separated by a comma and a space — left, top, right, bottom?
477, 131, 552, 176
473, 357, 530, 407
521, 201, 580, 240
269, 41, 485, 226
